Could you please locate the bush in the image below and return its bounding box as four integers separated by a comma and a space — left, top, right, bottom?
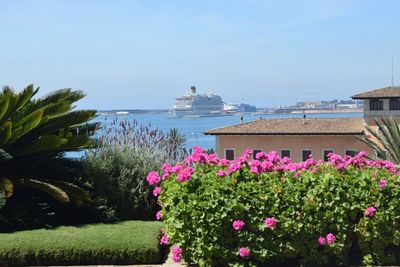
154, 148, 400, 266
0, 220, 164, 266
83, 119, 186, 221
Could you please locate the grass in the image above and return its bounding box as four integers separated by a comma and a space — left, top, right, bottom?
0, 220, 164, 266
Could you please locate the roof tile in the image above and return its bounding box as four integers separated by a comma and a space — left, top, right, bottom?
352, 86, 400, 99
204, 117, 365, 135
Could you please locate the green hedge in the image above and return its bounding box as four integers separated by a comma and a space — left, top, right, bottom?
156, 148, 400, 266
0, 221, 164, 266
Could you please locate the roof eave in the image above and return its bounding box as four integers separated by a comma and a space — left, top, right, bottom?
204, 132, 364, 136
352, 96, 399, 99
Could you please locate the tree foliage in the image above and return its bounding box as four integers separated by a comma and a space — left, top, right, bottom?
0, 84, 98, 206
358, 117, 400, 163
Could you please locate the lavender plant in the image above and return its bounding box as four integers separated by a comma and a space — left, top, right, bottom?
83, 118, 187, 220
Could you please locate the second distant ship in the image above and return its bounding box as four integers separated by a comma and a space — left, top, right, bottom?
171, 86, 230, 118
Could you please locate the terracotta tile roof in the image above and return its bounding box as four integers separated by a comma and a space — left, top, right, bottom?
204, 118, 365, 135
352, 86, 400, 99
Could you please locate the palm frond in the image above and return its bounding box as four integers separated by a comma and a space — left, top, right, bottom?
13, 178, 70, 203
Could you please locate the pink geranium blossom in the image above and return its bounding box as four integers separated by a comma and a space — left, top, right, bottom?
171, 246, 183, 262
162, 163, 172, 173
267, 151, 279, 162
326, 233, 336, 245
239, 247, 251, 257
162, 172, 170, 180
217, 170, 227, 177
232, 220, 245, 231
365, 206, 376, 217
156, 210, 162, 221
177, 167, 194, 182
318, 237, 327, 245
379, 179, 387, 189
146, 171, 161, 185
153, 186, 162, 197
264, 217, 277, 229
160, 234, 169, 245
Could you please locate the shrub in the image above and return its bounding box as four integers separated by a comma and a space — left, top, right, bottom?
0, 220, 164, 265
153, 148, 400, 266
83, 119, 187, 220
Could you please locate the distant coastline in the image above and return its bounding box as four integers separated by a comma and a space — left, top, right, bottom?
98, 108, 363, 116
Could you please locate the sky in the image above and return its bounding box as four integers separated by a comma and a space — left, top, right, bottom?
0, 0, 399, 109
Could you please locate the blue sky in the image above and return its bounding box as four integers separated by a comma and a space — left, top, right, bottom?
0, 0, 399, 109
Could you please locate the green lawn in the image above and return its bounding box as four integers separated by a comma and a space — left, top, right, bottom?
0, 220, 164, 266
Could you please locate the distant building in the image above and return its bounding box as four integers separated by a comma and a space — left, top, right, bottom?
352, 86, 400, 125
237, 103, 257, 113
205, 86, 400, 161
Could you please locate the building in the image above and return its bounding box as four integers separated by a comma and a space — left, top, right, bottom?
204, 86, 400, 161
352, 86, 400, 125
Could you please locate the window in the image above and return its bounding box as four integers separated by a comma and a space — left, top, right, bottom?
376, 150, 387, 159
253, 149, 262, 159
280, 149, 291, 159
225, 149, 235, 160
390, 99, 400, 110
370, 99, 383, 110
345, 150, 357, 157
323, 149, 334, 161
302, 150, 312, 161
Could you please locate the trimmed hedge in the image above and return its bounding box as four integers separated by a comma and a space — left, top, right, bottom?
153, 148, 400, 266
0, 220, 164, 266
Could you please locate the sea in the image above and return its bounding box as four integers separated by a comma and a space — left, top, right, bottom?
90, 111, 363, 151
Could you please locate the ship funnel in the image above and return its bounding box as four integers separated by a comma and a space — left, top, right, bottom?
190, 86, 196, 94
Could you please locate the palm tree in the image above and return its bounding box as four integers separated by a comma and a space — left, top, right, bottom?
0, 84, 98, 206
167, 128, 187, 160
358, 117, 400, 163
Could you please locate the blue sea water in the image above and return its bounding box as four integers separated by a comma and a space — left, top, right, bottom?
92, 112, 363, 150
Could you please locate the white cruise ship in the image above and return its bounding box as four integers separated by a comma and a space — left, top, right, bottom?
171, 86, 227, 117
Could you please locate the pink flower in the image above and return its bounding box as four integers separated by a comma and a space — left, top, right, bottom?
177, 167, 194, 182
171, 164, 183, 174
156, 210, 162, 221
160, 234, 169, 245
264, 217, 277, 229
365, 206, 376, 217
244, 149, 253, 155
267, 151, 279, 162
162, 163, 172, 173
232, 220, 245, 231
171, 246, 183, 262
318, 237, 327, 245
326, 233, 336, 245
162, 173, 170, 180
219, 158, 231, 166
379, 179, 387, 189
282, 157, 292, 164
153, 186, 162, 197
227, 162, 242, 174
217, 170, 227, 177
255, 151, 267, 160
146, 171, 161, 185
358, 151, 367, 158
239, 247, 251, 257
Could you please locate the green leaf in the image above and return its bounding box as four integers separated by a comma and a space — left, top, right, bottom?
14, 178, 69, 203
0, 178, 14, 198
7, 109, 44, 144
0, 92, 10, 121
9, 135, 68, 157
53, 181, 91, 206
0, 121, 12, 147
0, 149, 12, 161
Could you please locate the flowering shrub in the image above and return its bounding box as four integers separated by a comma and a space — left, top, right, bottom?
149, 147, 400, 266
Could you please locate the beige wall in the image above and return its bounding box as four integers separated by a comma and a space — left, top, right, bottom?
363, 99, 400, 125
216, 135, 374, 162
